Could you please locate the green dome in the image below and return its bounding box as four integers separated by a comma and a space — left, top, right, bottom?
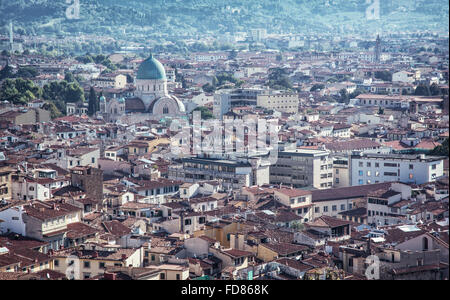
118, 97, 125, 103
136, 54, 166, 80
99, 96, 106, 102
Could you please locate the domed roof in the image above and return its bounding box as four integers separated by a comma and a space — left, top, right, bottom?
99, 96, 106, 102
136, 54, 166, 80
118, 97, 125, 103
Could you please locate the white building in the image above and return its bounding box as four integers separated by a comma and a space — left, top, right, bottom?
350, 153, 445, 186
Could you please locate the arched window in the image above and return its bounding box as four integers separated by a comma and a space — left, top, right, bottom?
163, 106, 169, 115
423, 237, 429, 251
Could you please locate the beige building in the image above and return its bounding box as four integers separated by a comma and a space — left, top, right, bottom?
92, 74, 127, 89
0, 166, 13, 202
0, 108, 50, 125
333, 156, 350, 188
149, 263, 189, 280
273, 188, 314, 222
270, 149, 333, 189
257, 92, 299, 114
51, 247, 143, 280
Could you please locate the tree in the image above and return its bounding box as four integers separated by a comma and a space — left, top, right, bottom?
0, 64, 14, 80
429, 138, 449, 156
42, 102, 62, 119
430, 83, 442, 96
16, 66, 39, 78
415, 84, 431, 96
64, 72, 76, 83
267, 68, 293, 90
202, 83, 215, 93
229, 50, 238, 60
339, 89, 349, 103
375, 71, 392, 82
88, 87, 98, 116
310, 84, 325, 92
192, 106, 214, 120
0, 78, 41, 105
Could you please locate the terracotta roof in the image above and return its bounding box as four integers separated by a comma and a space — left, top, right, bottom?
274, 188, 311, 198
311, 182, 392, 202
102, 220, 132, 237
261, 242, 309, 255
307, 215, 352, 228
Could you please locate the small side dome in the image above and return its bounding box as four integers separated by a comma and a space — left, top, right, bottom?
118, 97, 125, 103
99, 96, 106, 102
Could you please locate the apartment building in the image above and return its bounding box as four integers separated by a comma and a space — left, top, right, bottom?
169, 156, 269, 189
213, 88, 263, 119
350, 153, 445, 186
270, 149, 333, 189
257, 91, 299, 114
54, 147, 100, 169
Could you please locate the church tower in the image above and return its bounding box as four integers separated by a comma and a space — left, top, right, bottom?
375, 34, 381, 63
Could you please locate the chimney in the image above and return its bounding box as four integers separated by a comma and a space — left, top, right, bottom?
121, 254, 127, 260
92, 251, 98, 258
104, 272, 117, 281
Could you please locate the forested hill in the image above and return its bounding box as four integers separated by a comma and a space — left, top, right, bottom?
1, 0, 448, 38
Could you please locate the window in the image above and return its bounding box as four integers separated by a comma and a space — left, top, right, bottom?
367, 171, 371, 176
332, 205, 337, 211
384, 172, 397, 177
323, 206, 328, 212
54, 260, 59, 267
359, 170, 363, 176
99, 262, 105, 269
358, 179, 363, 185
304, 208, 308, 213
340, 204, 345, 211
375, 163, 379, 168
348, 204, 352, 210
335, 169, 339, 174
409, 164, 414, 170
84, 261, 90, 269
315, 207, 320, 213
422, 237, 429, 251
359, 162, 363, 167
91, 157, 95, 164
176, 274, 181, 280
160, 273, 165, 280
151, 255, 156, 261
366, 162, 371, 167
432, 164, 436, 170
